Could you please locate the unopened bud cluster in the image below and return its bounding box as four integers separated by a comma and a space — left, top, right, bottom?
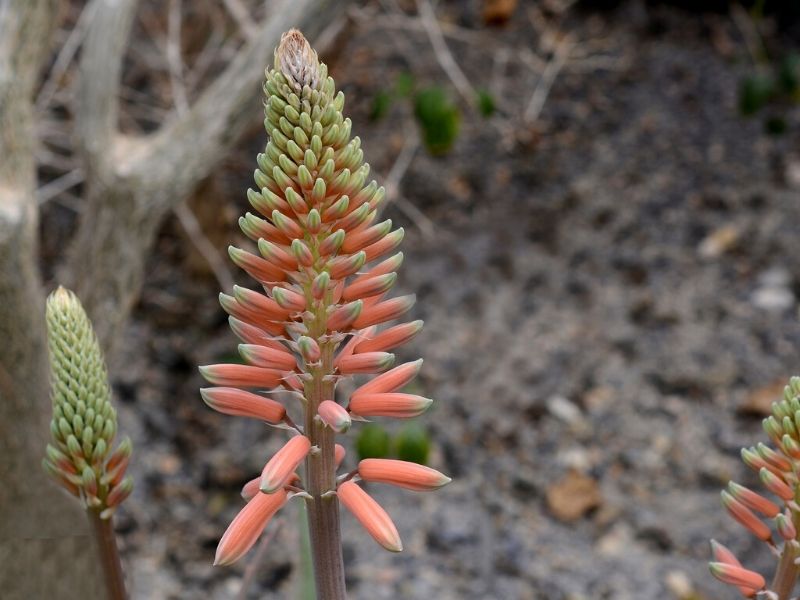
709, 376, 800, 598
43, 287, 133, 518
200, 30, 449, 567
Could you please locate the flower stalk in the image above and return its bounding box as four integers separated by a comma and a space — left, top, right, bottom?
200, 29, 450, 598
43, 287, 133, 600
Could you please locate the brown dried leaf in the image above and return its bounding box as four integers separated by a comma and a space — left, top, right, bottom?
546, 470, 602, 522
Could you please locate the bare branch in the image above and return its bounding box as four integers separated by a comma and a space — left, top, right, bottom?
36, 1, 97, 110
524, 33, 573, 124
166, 0, 189, 115
223, 0, 258, 42
36, 169, 84, 205
76, 0, 139, 174
138, 0, 343, 204
415, 0, 476, 107
174, 202, 235, 292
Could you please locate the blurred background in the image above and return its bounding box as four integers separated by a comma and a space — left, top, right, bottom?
7, 0, 800, 597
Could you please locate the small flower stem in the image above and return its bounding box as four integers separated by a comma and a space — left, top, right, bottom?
771, 542, 798, 600
88, 509, 127, 600
303, 340, 347, 599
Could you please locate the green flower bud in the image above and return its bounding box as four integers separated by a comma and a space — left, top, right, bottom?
44, 287, 133, 511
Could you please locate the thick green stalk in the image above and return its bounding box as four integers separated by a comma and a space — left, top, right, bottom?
303, 340, 346, 599
88, 510, 127, 600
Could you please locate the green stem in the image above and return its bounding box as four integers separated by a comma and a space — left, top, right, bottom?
303, 340, 346, 599
88, 510, 127, 600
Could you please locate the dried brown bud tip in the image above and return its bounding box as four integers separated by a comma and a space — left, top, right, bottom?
275, 29, 320, 91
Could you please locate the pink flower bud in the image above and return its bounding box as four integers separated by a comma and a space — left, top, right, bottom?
720, 490, 773, 542
775, 511, 797, 540
327, 300, 363, 331
271, 209, 304, 239
335, 203, 371, 231
337, 481, 402, 552
228, 317, 274, 346
234, 285, 292, 320
318, 401, 351, 433
363, 228, 404, 262
271, 286, 307, 312
260, 436, 312, 493
353, 359, 423, 397
297, 336, 321, 363
337, 352, 395, 375
241, 477, 260, 502
708, 562, 764, 595
219, 293, 285, 337
342, 219, 393, 253
349, 392, 432, 419
709, 539, 742, 566
342, 273, 398, 302
106, 476, 133, 508
214, 489, 288, 566
358, 459, 451, 491
726, 482, 780, 518
228, 246, 286, 284
239, 343, 297, 371
335, 444, 346, 469
350, 253, 404, 287
756, 442, 792, 472
759, 467, 794, 502
199, 364, 283, 389
354, 320, 424, 354
200, 387, 286, 424
328, 251, 366, 279
333, 326, 376, 369
239, 212, 290, 245
291, 239, 315, 267
318, 229, 346, 256
352, 295, 415, 329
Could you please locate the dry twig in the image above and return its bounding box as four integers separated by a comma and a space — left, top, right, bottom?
414, 0, 476, 107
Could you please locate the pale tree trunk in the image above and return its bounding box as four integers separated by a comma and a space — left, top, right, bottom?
0, 1, 102, 597
66, 0, 348, 360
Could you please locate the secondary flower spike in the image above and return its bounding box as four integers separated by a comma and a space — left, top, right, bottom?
43, 287, 133, 518
198, 29, 449, 597
709, 375, 800, 599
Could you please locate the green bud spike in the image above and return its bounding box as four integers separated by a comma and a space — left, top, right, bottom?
44, 287, 133, 511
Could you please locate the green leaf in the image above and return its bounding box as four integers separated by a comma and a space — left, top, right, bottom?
476, 89, 496, 117
394, 72, 415, 98
779, 53, 800, 96
394, 423, 430, 465
356, 424, 391, 460
739, 73, 775, 116
370, 90, 392, 122
414, 87, 460, 155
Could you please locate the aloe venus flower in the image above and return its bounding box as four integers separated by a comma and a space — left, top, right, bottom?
200, 29, 449, 597
43, 286, 132, 599
709, 376, 800, 599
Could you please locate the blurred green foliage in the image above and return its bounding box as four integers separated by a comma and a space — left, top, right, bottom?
355, 421, 433, 465
738, 53, 799, 135
414, 87, 461, 155
476, 89, 496, 117
356, 424, 392, 459
394, 423, 430, 465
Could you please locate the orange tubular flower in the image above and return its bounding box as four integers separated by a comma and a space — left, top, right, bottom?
260, 435, 312, 493
358, 459, 451, 491
215, 489, 289, 566
338, 481, 402, 552
198, 29, 449, 595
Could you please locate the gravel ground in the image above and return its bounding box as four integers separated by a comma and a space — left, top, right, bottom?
106, 2, 800, 598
